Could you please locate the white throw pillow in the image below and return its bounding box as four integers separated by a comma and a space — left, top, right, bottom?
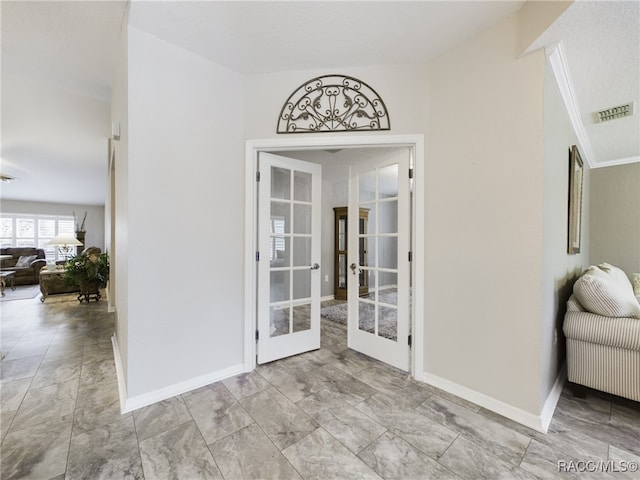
598, 263, 634, 292
573, 265, 640, 319
15, 255, 37, 268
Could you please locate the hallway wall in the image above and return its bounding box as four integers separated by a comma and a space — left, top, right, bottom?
117, 26, 246, 401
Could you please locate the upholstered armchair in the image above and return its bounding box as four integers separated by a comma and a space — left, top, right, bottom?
563, 263, 640, 401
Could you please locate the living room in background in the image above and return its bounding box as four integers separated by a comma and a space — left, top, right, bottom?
0, 214, 76, 261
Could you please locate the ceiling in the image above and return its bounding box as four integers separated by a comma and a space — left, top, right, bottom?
1, 0, 128, 206
532, 0, 640, 167
1, 0, 638, 206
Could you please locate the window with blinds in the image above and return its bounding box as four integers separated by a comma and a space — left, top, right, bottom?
1, 214, 75, 260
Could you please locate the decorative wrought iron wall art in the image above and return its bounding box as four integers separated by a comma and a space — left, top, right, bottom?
277, 74, 390, 133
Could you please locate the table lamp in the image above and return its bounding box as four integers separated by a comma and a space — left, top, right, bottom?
47, 234, 84, 266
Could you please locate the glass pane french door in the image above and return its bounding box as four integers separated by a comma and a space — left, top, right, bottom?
257, 153, 322, 364
348, 156, 410, 371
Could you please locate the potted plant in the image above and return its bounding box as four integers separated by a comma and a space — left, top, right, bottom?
64, 250, 109, 302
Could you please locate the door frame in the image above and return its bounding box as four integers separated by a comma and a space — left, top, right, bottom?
244, 135, 425, 377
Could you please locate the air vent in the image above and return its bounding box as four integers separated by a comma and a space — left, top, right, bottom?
596, 103, 634, 123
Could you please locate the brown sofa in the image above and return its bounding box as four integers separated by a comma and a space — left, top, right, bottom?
0, 247, 47, 285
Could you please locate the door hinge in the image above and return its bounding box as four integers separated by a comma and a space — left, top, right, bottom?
408, 251, 412, 262
256, 330, 259, 341
256, 251, 260, 261
408, 334, 412, 347
409, 168, 414, 179
256, 171, 261, 182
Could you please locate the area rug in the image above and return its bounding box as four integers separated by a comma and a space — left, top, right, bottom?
0, 284, 41, 302
321, 289, 399, 341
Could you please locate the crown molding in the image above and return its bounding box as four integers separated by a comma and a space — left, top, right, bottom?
545, 42, 595, 168
590, 155, 640, 169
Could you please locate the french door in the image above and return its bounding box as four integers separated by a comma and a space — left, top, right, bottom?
347, 155, 410, 371
257, 153, 322, 364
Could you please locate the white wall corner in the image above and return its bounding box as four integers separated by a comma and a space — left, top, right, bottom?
418, 371, 550, 433
545, 42, 596, 168
540, 364, 567, 433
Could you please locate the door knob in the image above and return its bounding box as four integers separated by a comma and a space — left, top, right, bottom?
350, 263, 358, 275
310, 263, 320, 270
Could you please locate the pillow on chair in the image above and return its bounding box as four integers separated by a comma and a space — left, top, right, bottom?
15, 255, 37, 268
574, 265, 640, 319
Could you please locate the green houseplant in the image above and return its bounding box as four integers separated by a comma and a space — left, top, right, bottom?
64, 251, 109, 302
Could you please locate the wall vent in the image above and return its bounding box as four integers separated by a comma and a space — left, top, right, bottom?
596, 103, 634, 123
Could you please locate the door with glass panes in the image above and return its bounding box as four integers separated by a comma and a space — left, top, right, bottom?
347, 156, 410, 371
257, 152, 322, 364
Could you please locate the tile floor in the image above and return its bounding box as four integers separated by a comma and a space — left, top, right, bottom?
1, 291, 640, 479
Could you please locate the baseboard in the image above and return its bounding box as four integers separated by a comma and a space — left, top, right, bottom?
120, 362, 246, 414
540, 364, 566, 433
418, 371, 554, 433
111, 335, 246, 414
321, 294, 335, 302
111, 334, 128, 413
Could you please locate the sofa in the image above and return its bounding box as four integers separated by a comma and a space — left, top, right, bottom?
0, 247, 47, 285
563, 263, 640, 402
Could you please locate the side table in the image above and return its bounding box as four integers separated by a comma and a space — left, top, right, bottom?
39, 269, 79, 302
0, 271, 16, 297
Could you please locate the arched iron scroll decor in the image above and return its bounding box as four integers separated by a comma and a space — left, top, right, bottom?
277, 74, 390, 133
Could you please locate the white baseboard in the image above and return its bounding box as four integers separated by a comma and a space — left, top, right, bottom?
111, 335, 245, 414
418, 371, 564, 433
540, 364, 566, 433
111, 334, 128, 413
321, 294, 335, 302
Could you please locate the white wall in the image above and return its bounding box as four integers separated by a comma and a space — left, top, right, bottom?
244, 64, 428, 140
541, 58, 590, 406
114, 3, 580, 426
111, 19, 130, 381
247, 42, 552, 419
124, 27, 245, 398
425, 12, 546, 416
0, 199, 105, 250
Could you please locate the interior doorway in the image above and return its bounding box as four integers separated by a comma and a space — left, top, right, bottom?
244, 135, 425, 377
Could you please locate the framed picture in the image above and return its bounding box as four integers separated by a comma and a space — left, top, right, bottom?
567, 145, 584, 254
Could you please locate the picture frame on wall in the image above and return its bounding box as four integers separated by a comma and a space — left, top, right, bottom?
567, 145, 584, 254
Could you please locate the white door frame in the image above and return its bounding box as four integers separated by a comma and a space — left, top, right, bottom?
244, 135, 425, 377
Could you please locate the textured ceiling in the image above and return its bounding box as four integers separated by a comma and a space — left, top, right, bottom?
534, 0, 640, 166
1, 0, 638, 206
2, 1, 127, 100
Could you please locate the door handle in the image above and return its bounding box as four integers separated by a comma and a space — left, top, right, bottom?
310, 263, 320, 270
350, 263, 358, 275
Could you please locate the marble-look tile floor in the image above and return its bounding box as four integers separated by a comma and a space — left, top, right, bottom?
1, 292, 640, 479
